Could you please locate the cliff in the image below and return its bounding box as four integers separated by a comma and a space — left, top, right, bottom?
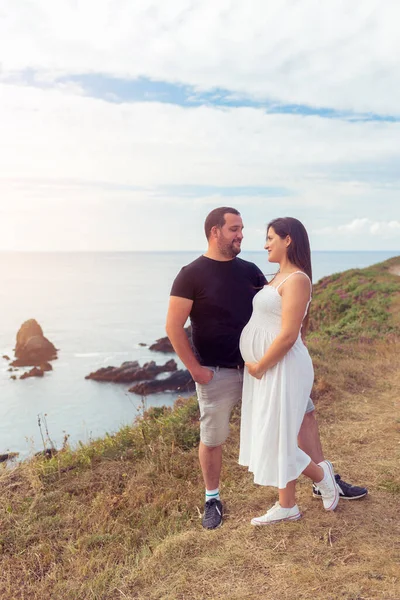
0, 257, 399, 600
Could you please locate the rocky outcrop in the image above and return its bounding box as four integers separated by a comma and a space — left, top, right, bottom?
84, 326, 195, 395
149, 326, 191, 353
2, 355, 10, 361
129, 369, 195, 395
85, 359, 177, 383
0, 452, 19, 463
40, 362, 53, 372
149, 337, 174, 353
20, 367, 45, 380
35, 448, 58, 459
12, 319, 57, 367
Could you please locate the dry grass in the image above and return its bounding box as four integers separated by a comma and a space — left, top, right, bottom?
128, 342, 400, 600
0, 259, 399, 600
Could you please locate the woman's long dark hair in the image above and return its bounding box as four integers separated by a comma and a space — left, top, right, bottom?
267, 217, 312, 335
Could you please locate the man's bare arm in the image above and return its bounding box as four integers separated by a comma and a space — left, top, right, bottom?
166, 296, 213, 384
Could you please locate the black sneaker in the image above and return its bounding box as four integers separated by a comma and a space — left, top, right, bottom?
202, 498, 223, 529
313, 474, 368, 500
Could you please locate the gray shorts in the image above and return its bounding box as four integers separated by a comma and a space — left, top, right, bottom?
196, 366, 315, 447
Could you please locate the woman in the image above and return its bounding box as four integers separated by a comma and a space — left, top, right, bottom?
239, 217, 338, 524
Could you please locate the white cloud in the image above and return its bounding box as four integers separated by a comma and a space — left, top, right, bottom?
1, 83, 400, 188
370, 220, 400, 235
0, 81, 399, 250
0, 3, 399, 250
313, 219, 400, 240
338, 218, 371, 232
1, 1, 400, 114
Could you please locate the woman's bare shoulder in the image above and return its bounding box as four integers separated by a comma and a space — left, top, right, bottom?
281, 272, 311, 294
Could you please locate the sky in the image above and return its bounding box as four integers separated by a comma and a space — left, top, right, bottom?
0, 0, 399, 251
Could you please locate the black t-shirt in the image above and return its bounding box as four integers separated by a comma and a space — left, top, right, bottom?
170, 255, 266, 367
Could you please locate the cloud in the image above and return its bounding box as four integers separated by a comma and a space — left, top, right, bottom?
339, 218, 371, 232
370, 220, 400, 235
313, 219, 400, 240
158, 185, 293, 198
1, 82, 400, 189
0, 80, 399, 250
0, 3, 399, 250
1, 1, 400, 115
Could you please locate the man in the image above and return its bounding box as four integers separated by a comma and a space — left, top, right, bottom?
166, 207, 367, 529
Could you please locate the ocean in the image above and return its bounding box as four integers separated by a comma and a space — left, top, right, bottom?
0, 250, 398, 459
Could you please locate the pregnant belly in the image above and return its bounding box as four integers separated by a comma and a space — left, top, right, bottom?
239, 325, 274, 363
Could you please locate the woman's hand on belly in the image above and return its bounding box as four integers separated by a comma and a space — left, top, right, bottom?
245, 361, 265, 379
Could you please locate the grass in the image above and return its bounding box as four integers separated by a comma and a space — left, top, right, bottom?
0, 257, 399, 600
309, 256, 400, 341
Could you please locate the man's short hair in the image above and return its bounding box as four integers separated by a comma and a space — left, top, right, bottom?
204, 207, 240, 240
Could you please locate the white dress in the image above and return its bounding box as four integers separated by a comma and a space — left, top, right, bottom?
239, 271, 314, 489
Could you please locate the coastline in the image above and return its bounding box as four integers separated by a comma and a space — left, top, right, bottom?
1, 252, 399, 460
0, 256, 399, 598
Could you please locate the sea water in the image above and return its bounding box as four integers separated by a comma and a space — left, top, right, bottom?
0, 250, 398, 458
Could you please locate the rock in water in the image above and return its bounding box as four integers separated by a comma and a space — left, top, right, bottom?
0, 452, 19, 463
128, 370, 195, 395
85, 359, 177, 383
12, 319, 57, 367
40, 362, 53, 372
20, 367, 45, 380
35, 448, 58, 459
149, 337, 174, 353
149, 326, 192, 353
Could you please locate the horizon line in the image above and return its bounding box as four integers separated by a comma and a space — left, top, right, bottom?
0, 249, 399, 254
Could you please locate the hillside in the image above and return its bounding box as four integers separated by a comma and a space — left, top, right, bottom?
0, 257, 399, 600
309, 256, 400, 340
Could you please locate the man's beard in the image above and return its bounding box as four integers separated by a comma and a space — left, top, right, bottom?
217, 237, 242, 258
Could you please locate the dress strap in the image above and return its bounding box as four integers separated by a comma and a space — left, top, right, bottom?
275, 270, 312, 293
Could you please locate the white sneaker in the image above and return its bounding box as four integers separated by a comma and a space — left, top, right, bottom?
251, 502, 302, 526
316, 460, 340, 511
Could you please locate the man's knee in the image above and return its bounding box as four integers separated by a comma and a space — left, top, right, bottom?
200, 440, 223, 450
200, 426, 229, 448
